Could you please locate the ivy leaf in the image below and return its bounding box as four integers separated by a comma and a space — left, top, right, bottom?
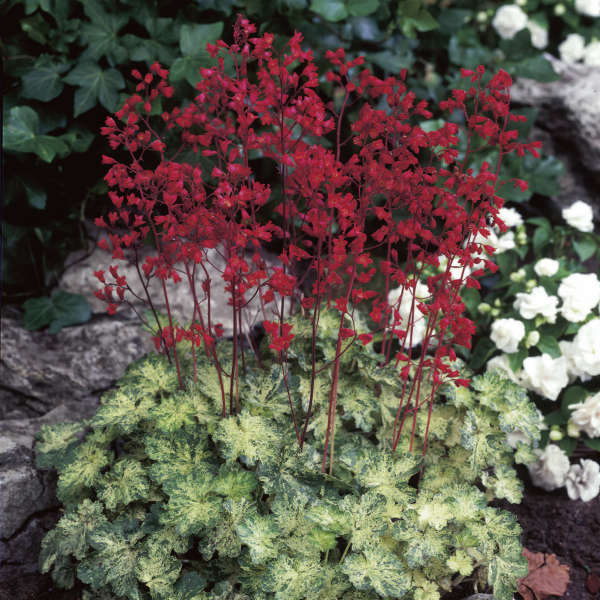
4, 106, 69, 162
179, 23, 224, 56
22, 290, 91, 333
310, 0, 348, 22
64, 61, 125, 117
79, 0, 128, 63
397, 0, 438, 36
24, 180, 47, 209
47, 290, 92, 333
21, 55, 70, 102
347, 0, 379, 17
23, 296, 55, 330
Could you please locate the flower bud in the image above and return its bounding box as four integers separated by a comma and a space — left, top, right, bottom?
478, 302, 491, 314
517, 231, 528, 245
476, 10, 488, 23
494, 298, 502, 308
526, 279, 537, 291
554, 3, 566, 16
549, 427, 563, 442
516, 0, 526, 6
567, 420, 581, 438
526, 331, 540, 347
491, 308, 501, 317
510, 268, 526, 283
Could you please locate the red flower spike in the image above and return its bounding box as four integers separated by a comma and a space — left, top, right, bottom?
94, 18, 537, 453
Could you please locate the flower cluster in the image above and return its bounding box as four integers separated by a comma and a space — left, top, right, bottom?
93, 18, 539, 469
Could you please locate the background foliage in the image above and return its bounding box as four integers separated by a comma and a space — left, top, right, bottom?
2, 0, 571, 308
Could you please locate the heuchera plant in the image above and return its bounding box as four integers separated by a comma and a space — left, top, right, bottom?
35, 312, 541, 600
92, 16, 540, 474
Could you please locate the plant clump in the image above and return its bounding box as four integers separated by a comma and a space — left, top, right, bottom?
36, 310, 541, 600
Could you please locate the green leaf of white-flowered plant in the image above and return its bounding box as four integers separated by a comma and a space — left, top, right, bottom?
342, 545, 411, 598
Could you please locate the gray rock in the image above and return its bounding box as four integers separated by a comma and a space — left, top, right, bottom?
59, 223, 285, 338
0, 313, 153, 419
511, 54, 600, 217
0, 310, 153, 587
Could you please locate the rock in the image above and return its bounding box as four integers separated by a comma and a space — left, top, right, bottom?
59, 222, 285, 337
511, 54, 600, 217
462, 595, 500, 600
0, 310, 153, 589
0, 312, 154, 419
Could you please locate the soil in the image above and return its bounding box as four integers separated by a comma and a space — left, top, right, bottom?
502, 466, 600, 600
2, 471, 599, 600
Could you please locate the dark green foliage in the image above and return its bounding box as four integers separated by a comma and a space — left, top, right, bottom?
3, 0, 567, 305
36, 312, 540, 599
23, 288, 91, 332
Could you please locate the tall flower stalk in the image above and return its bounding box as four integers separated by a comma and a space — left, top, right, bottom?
94, 17, 541, 471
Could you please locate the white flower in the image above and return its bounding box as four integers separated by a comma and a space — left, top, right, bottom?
569, 391, 600, 438
584, 41, 600, 66
496, 231, 516, 253
526, 330, 540, 347
559, 340, 591, 382
492, 4, 528, 39
575, 0, 600, 18
559, 33, 586, 63
565, 460, 600, 502
388, 281, 429, 347
558, 273, 600, 322
562, 201, 594, 232
571, 318, 600, 377
473, 229, 514, 255
513, 286, 559, 323
490, 318, 525, 353
528, 444, 570, 491
438, 255, 472, 282
526, 20, 548, 49
534, 258, 559, 277
486, 353, 522, 384
521, 353, 569, 400
498, 207, 524, 228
